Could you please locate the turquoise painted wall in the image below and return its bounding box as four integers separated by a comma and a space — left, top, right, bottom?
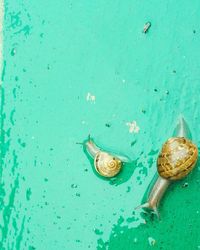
1, 0, 200, 249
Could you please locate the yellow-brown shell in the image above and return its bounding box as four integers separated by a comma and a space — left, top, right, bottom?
157, 137, 198, 180
94, 152, 122, 177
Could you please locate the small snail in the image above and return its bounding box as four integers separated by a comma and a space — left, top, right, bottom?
79, 136, 129, 177
136, 117, 198, 217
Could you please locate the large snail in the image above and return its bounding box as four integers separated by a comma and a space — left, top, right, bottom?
136, 117, 198, 217
79, 136, 130, 177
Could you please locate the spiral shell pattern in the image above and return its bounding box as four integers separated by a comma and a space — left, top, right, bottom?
94, 152, 122, 177
157, 137, 198, 180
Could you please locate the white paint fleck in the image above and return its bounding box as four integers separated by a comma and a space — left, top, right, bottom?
122, 79, 126, 83
86, 92, 96, 103
182, 182, 188, 188
126, 121, 140, 133
148, 237, 156, 246
143, 219, 147, 224
133, 237, 138, 243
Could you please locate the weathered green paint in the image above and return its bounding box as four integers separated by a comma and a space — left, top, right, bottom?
1, 0, 200, 249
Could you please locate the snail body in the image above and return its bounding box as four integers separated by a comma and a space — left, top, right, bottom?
85, 138, 128, 178
137, 117, 198, 217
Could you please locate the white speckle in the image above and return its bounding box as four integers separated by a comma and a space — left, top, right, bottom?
148, 237, 156, 246
133, 238, 138, 243
31, 136, 35, 140
182, 182, 188, 188
86, 92, 96, 103
197, 210, 199, 214
81, 120, 86, 125
126, 121, 140, 133
122, 79, 126, 83
113, 233, 117, 238
142, 219, 147, 224
11, 48, 17, 56
197, 246, 200, 249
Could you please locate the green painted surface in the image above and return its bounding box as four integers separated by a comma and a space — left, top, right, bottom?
1, 1, 200, 249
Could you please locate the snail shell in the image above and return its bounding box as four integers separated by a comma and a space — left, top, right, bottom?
94, 152, 122, 177
157, 137, 198, 180
84, 138, 126, 178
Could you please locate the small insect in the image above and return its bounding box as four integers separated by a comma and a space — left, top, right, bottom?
136, 117, 198, 217
143, 22, 151, 33
77, 136, 130, 177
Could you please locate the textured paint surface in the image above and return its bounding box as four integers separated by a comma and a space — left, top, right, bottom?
1, 1, 200, 249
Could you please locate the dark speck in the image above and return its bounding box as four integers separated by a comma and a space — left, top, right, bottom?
105, 123, 111, 128
193, 30, 196, 34
154, 88, 158, 92
131, 140, 137, 147
173, 70, 176, 73
11, 48, 16, 56
142, 109, 146, 114
71, 184, 77, 188
29, 246, 36, 250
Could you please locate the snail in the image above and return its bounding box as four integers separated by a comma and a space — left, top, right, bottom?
136, 117, 198, 217
78, 136, 130, 177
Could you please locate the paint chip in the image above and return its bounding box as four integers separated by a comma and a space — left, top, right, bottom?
86, 92, 96, 103
126, 121, 140, 133
148, 237, 156, 246
143, 22, 151, 33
